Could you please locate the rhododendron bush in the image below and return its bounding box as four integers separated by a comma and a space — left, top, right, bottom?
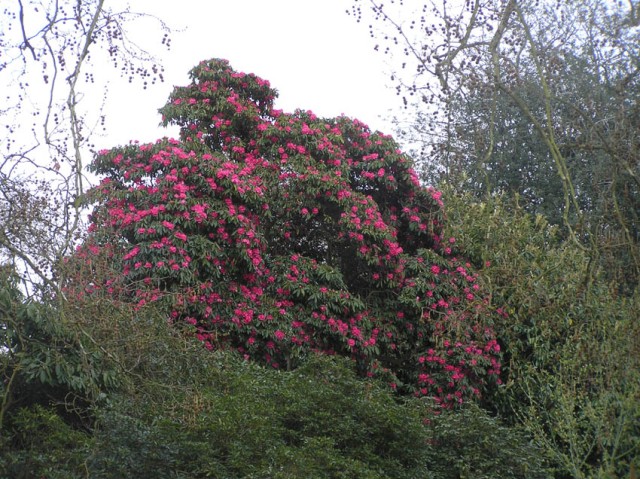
78, 59, 501, 407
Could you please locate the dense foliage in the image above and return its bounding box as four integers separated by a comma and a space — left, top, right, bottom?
77, 58, 502, 406
443, 190, 640, 478
1, 273, 547, 479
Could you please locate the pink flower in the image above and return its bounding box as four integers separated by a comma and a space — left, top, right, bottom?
191, 204, 207, 222
123, 246, 140, 261
175, 232, 188, 241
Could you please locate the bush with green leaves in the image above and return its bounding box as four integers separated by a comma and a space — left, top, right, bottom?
2, 274, 550, 478
88, 353, 432, 479
0, 405, 89, 479
442, 189, 640, 478
0, 267, 118, 421
85, 334, 547, 479
75, 58, 503, 406
423, 403, 552, 479
0, 268, 103, 479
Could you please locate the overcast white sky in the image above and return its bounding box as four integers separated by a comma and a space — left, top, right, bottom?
101, 0, 400, 148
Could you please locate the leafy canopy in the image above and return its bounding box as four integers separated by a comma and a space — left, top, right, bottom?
78, 59, 501, 406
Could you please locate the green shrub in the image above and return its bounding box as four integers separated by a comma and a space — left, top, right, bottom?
423, 403, 552, 479
443, 190, 640, 478
0, 405, 89, 479
88, 353, 431, 478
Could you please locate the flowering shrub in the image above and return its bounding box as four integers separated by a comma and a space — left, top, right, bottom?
79, 59, 501, 407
